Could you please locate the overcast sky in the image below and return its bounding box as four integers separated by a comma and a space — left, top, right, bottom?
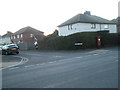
0, 0, 119, 36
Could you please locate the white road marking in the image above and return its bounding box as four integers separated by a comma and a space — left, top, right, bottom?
52, 61, 57, 63
36, 64, 40, 66
9, 67, 19, 70
11, 56, 29, 66
48, 62, 54, 64
1, 56, 29, 70
116, 60, 118, 62
53, 56, 62, 58
75, 57, 82, 58
24, 65, 34, 68
23, 53, 42, 57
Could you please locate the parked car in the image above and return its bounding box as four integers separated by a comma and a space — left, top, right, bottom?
2, 44, 19, 55
0, 45, 3, 50
0, 45, 3, 54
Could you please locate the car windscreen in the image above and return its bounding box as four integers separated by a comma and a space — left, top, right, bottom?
8, 45, 18, 48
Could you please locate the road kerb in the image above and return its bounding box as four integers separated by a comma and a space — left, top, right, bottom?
0, 56, 29, 70
89, 49, 109, 54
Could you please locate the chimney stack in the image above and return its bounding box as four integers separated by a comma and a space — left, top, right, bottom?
7, 31, 12, 34
84, 11, 91, 15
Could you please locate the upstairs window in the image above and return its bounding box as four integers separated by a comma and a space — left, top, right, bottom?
68, 24, 73, 30
21, 34, 23, 38
104, 24, 109, 29
14, 36, 16, 39
12, 36, 14, 39
70, 24, 73, 30
30, 34, 33, 38
91, 24, 96, 29
68, 25, 70, 30
17, 35, 19, 38
11, 36, 13, 39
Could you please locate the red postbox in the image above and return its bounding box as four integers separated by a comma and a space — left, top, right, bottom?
97, 36, 101, 48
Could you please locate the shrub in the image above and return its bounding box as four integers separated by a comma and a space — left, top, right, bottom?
38, 31, 118, 50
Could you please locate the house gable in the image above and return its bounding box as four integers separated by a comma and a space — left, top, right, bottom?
1, 31, 13, 44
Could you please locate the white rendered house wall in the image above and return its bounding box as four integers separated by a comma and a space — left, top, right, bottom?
58, 23, 117, 36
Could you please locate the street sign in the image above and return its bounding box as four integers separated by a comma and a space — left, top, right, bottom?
74, 43, 83, 46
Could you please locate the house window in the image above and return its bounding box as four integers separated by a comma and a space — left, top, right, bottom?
14, 36, 16, 39
12, 36, 14, 39
21, 34, 23, 38
68, 25, 70, 30
104, 24, 109, 29
17, 35, 19, 38
70, 24, 73, 30
30, 34, 33, 38
68, 24, 73, 30
11, 36, 13, 39
91, 24, 96, 29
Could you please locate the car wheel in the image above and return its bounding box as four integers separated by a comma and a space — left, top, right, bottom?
5, 51, 8, 55
16, 52, 19, 54
2, 51, 5, 55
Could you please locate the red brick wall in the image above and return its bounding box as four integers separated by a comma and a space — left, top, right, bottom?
24, 34, 35, 42
11, 33, 35, 44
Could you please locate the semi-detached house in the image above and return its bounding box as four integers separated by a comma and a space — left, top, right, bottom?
58, 11, 117, 36
11, 26, 45, 50
1, 31, 13, 44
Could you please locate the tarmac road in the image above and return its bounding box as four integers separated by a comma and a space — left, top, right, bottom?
2, 47, 118, 88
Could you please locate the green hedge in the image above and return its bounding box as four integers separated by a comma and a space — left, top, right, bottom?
101, 33, 118, 47
38, 31, 118, 50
